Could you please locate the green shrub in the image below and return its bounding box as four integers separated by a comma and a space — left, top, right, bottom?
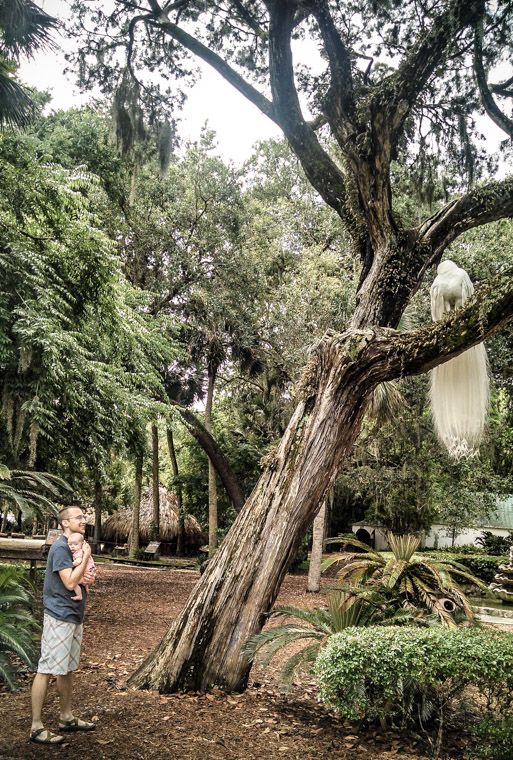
471, 716, 513, 760
314, 626, 513, 727
476, 532, 513, 556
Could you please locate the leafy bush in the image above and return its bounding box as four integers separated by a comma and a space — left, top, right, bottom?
315, 627, 513, 729
0, 565, 39, 691
475, 531, 513, 556
471, 715, 513, 760
426, 552, 508, 585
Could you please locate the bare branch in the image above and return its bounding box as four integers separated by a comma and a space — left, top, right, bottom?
266, 1, 356, 227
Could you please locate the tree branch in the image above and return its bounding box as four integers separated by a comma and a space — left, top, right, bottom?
473, 14, 513, 139
417, 176, 513, 263
381, 0, 482, 140
384, 264, 513, 380
266, 1, 360, 232
173, 405, 246, 512
144, 6, 277, 123
308, 0, 357, 144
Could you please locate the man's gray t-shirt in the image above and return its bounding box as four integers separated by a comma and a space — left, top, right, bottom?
43, 535, 87, 624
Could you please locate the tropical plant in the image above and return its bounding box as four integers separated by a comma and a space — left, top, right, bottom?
476, 530, 513, 555
242, 589, 426, 692
0, 463, 69, 526
0, 564, 39, 691
323, 533, 491, 626
0, 0, 58, 127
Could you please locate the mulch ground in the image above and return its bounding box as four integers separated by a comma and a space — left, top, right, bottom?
0, 564, 500, 760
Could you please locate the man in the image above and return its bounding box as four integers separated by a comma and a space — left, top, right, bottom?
30, 506, 96, 745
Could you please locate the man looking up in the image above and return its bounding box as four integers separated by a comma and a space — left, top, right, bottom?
30, 506, 96, 745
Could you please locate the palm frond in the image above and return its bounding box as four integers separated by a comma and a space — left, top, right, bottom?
278, 642, 322, 693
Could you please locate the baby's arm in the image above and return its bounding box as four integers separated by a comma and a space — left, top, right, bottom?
71, 549, 84, 567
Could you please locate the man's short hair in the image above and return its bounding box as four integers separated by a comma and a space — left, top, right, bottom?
58, 507, 79, 527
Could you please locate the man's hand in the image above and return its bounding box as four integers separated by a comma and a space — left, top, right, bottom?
83, 567, 96, 586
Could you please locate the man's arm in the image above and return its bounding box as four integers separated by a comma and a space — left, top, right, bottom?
58, 543, 92, 591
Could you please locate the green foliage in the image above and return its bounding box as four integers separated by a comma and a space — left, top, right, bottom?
426, 551, 508, 585
472, 716, 513, 760
243, 589, 428, 693
0, 463, 70, 521
315, 627, 513, 728
0, 564, 39, 692
0, 127, 179, 490
324, 534, 490, 625
476, 531, 513, 555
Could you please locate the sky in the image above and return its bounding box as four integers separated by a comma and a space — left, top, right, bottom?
18, 0, 283, 165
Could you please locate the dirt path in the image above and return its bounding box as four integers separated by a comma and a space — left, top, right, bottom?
0, 564, 485, 759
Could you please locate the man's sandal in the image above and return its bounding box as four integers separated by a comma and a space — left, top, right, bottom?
29, 728, 64, 745
59, 717, 96, 732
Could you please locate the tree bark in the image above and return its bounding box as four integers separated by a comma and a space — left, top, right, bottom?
151, 423, 160, 542
205, 368, 218, 558
128, 271, 513, 693
93, 480, 102, 551
307, 499, 327, 593
129, 453, 143, 558
167, 427, 185, 556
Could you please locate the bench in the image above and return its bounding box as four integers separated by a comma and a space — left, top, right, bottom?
143, 541, 161, 561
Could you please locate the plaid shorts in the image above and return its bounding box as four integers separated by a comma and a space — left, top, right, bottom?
37, 614, 83, 676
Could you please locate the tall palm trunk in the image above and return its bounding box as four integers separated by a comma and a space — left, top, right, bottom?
93, 480, 103, 551
167, 427, 185, 556
307, 499, 328, 593
205, 368, 218, 558
151, 423, 160, 542
129, 454, 144, 558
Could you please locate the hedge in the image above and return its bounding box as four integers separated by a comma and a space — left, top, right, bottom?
314, 626, 513, 726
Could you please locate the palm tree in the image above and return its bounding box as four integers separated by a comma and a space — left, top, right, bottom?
242, 590, 424, 692
0, 463, 69, 531
0, 564, 39, 691
323, 533, 491, 626
0, 0, 58, 127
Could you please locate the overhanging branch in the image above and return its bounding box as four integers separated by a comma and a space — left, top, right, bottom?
417, 176, 513, 263
367, 265, 513, 382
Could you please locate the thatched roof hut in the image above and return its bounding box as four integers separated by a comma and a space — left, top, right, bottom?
102, 484, 203, 552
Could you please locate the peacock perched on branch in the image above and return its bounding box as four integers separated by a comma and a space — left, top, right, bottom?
429, 260, 490, 459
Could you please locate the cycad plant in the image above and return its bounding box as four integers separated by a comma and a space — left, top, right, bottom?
243, 590, 423, 692
322, 533, 491, 627
0, 565, 39, 692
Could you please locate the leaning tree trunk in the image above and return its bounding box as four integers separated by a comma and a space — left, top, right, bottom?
129, 331, 381, 693
167, 427, 185, 556
129, 454, 144, 558
151, 423, 160, 542
205, 368, 218, 558
307, 499, 327, 593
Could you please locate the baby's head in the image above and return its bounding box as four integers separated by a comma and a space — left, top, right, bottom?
68, 532, 84, 551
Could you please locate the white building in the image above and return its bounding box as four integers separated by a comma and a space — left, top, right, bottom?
351, 496, 513, 551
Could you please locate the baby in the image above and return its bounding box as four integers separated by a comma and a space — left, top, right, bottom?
68, 532, 96, 601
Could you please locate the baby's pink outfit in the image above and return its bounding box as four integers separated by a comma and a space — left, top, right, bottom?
70, 547, 96, 601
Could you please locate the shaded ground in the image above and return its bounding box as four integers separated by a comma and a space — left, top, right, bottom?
0, 564, 497, 759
